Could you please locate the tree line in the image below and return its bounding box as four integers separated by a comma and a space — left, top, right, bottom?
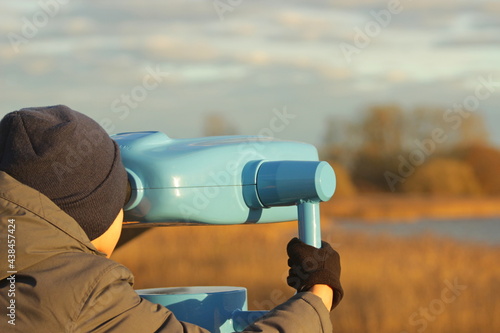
321, 105, 500, 197
201, 105, 500, 197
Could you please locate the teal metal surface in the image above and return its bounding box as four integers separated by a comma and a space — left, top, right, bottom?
116, 131, 337, 330
254, 160, 335, 207
112, 131, 334, 226
298, 202, 322, 248
137, 287, 247, 333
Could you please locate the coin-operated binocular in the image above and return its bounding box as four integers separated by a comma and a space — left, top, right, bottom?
112, 131, 336, 333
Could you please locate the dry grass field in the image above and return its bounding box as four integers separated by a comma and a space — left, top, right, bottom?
112, 212, 500, 333
323, 194, 500, 222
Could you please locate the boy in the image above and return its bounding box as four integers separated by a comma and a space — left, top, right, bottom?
0, 105, 343, 332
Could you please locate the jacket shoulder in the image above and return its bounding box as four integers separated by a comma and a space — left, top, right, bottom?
66, 254, 187, 333
0, 172, 99, 278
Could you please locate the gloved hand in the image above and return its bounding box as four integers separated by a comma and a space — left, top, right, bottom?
286, 237, 344, 310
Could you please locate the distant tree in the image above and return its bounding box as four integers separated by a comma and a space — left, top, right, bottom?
351, 151, 401, 192
462, 144, 500, 195
321, 117, 362, 168
321, 104, 492, 194
456, 113, 490, 148
358, 104, 405, 156
350, 105, 405, 191
203, 113, 237, 136
328, 161, 357, 198
403, 106, 450, 152
401, 158, 482, 196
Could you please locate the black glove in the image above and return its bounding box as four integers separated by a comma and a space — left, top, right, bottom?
286, 237, 344, 310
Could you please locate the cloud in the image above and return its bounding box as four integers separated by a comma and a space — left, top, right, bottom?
2, 0, 500, 146
435, 35, 500, 47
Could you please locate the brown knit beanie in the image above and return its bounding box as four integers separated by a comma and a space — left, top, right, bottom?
0, 105, 128, 240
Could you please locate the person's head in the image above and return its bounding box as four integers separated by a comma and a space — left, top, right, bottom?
0, 105, 129, 256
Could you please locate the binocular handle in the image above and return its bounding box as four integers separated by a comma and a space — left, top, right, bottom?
298, 202, 322, 248
250, 160, 335, 249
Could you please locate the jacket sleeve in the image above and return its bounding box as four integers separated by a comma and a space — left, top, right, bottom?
75, 262, 331, 333
153, 292, 332, 333
240, 292, 333, 333
73, 263, 209, 333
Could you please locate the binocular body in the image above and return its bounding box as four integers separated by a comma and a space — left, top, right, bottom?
112, 131, 336, 332
113, 131, 335, 229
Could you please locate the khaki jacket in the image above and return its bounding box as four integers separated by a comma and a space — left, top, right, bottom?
0, 171, 332, 332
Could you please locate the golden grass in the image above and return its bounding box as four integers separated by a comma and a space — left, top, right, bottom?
112, 219, 500, 333
324, 194, 500, 222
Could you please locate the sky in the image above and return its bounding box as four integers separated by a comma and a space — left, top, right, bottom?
1, 0, 499, 147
